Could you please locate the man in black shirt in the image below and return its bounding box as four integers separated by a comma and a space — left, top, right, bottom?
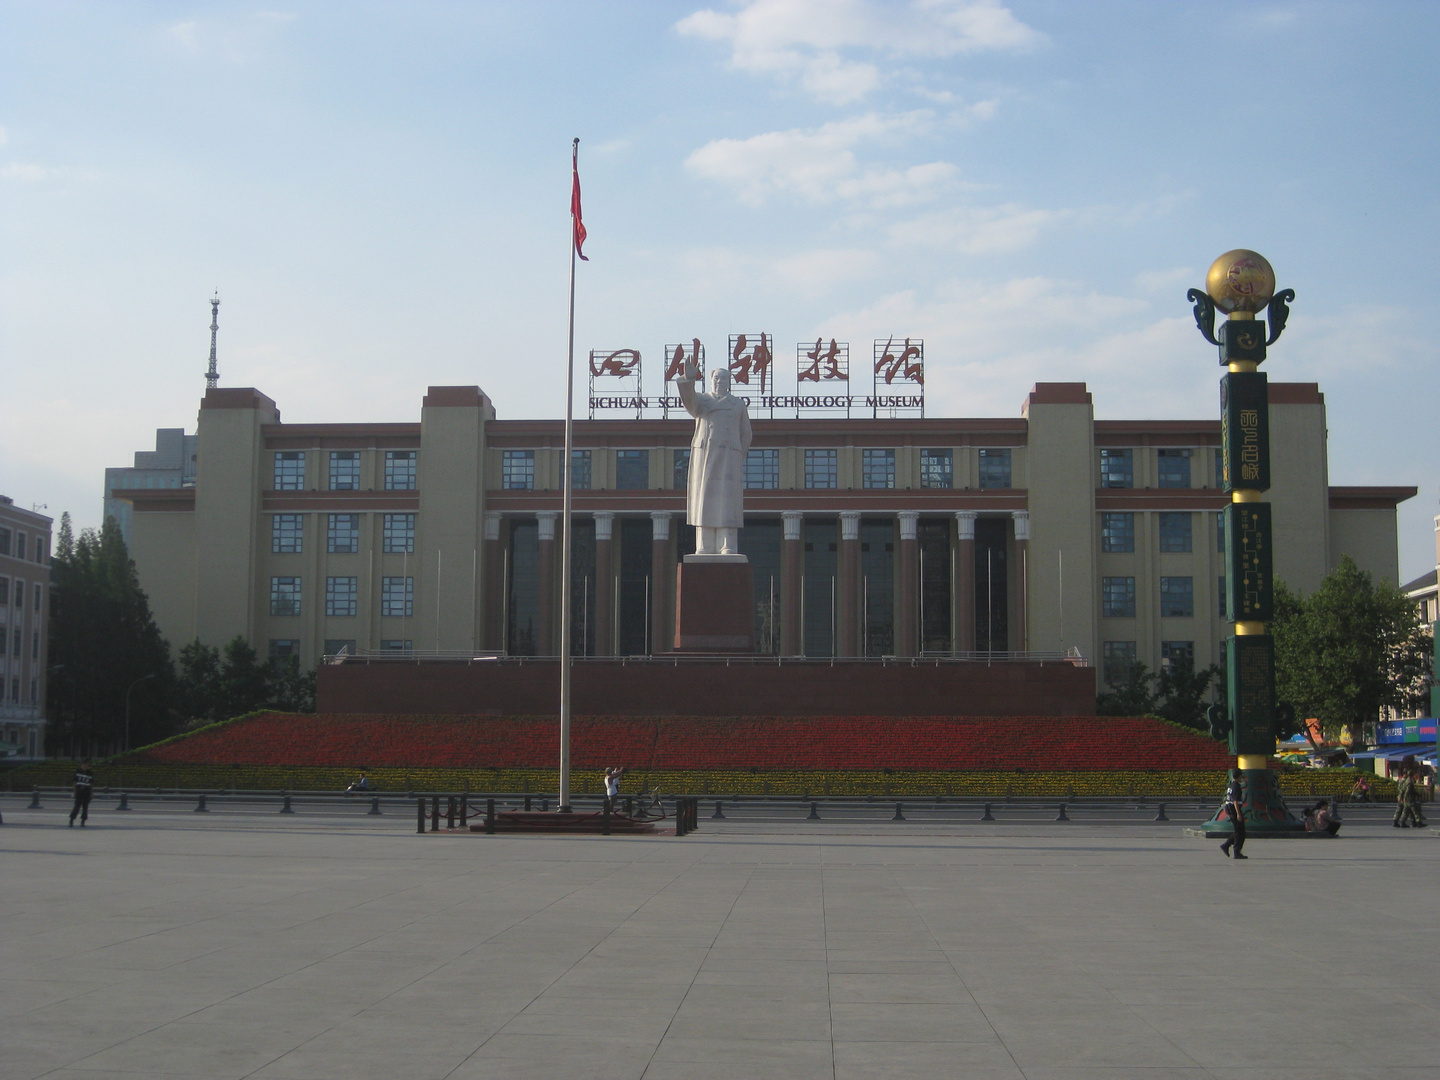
69, 762, 94, 827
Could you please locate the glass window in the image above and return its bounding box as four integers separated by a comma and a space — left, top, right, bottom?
271, 514, 304, 554
1161, 640, 1194, 674
1102, 576, 1136, 618
862, 448, 896, 489
379, 638, 413, 652
273, 451, 305, 490
1157, 449, 1191, 489
33, 585, 41, 612
1158, 512, 1192, 553
1101, 512, 1134, 553
1217, 512, 1225, 553
328, 451, 360, 490
30, 677, 38, 702
744, 448, 779, 490
0, 577, 7, 605
383, 513, 415, 554
502, 450, 534, 490
384, 450, 417, 490
381, 577, 413, 617
0, 528, 9, 555
1102, 641, 1137, 687
1100, 448, 1133, 488
268, 639, 300, 661
1160, 576, 1194, 617
0, 629, 6, 653
11, 627, 19, 656
804, 449, 837, 489
978, 448, 1011, 489
324, 639, 357, 656
565, 450, 591, 490
326, 576, 358, 616
35, 535, 47, 564
15, 534, 25, 560
13, 581, 22, 609
328, 514, 360, 554
270, 576, 301, 617
673, 449, 690, 490
615, 449, 649, 490
1218, 576, 1226, 619
920, 449, 953, 489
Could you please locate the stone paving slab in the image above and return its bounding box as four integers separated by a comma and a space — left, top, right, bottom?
0, 804, 1436, 1079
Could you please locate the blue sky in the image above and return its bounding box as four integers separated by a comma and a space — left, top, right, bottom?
3, 1, 1437, 580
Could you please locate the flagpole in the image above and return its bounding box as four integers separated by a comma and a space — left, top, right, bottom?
559, 137, 580, 813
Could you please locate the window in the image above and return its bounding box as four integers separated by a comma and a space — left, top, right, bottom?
381, 576, 413, 617
0, 577, 7, 605
379, 639, 413, 652
273, 451, 305, 490
268, 640, 300, 662
1218, 576, 1226, 619
0, 629, 6, 653
1102, 576, 1136, 618
13, 582, 22, 609
326, 576, 358, 617
329, 451, 360, 491
921, 449, 953, 489
1160, 576, 1194, 617
33, 585, 41, 612
272, 514, 303, 554
615, 450, 649, 490
385, 450, 417, 490
862, 448, 896, 489
9, 678, 16, 702
1158, 512, 1192, 553
1157, 449, 1191, 489
805, 449, 837, 489
35, 535, 47, 564
1100, 448, 1133, 489
1161, 640, 1195, 674
565, 450, 591, 490
324, 639, 357, 656
383, 513, 415, 554
978, 448, 1011, 489
15, 534, 25, 560
744, 449, 779, 490
1217, 512, 1225, 553
30, 678, 38, 703
0, 528, 9, 555
270, 576, 301, 616
1101, 512, 1134, 553
502, 450, 535, 490
328, 514, 360, 554
673, 449, 691, 489
11, 626, 19, 655
1102, 642, 1137, 687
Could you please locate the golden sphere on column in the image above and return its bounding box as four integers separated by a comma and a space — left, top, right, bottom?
1206, 249, 1276, 313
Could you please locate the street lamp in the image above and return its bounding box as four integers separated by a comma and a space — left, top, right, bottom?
125, 673, 156, 755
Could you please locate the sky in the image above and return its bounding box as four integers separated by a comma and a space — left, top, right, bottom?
2, 0, 1438, 581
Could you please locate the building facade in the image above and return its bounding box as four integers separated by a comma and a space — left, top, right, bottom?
113, 382, 1412, 689
0, 496, 52, 758
103, 427, 198, 546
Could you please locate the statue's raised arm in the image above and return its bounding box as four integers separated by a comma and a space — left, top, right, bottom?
679, 362, 750, 557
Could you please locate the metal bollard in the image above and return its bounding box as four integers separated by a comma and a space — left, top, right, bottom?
195, 794, 209, 812
460, 798, 468, 827
892, 802, 905, 821
485, 798, 496, 835
981, 803, 995, 821
624, 796, 633, 816
416, 798, 426, 833
1154, 803, 1169, 822
446, 796, 456, 830
1055, 803, 1070, 822
712, 800, 725, 819
541, 797, 550, 813
807, 802, 820, 820
280, 794, 294, 814
602, 798, 612, 836
430, 795, 439, 832
117, 792, 131, 811
28, 787, 42, 809
523, 794, 532, 812
368, 796, 382, 816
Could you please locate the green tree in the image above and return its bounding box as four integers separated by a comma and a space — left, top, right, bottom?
1154, 657, 1220, 731
1096, 662, 1159, 717
46, 514, 176, 757
1272, 556, 1433, 743
173, 635, 317, 724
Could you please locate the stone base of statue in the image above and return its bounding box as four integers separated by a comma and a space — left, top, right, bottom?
674, 555, 754, 653
1200, 769, 1306, 837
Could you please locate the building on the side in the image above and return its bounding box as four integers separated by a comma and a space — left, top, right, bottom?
103, 427, 198, 545
0, 496, 52, 758
110, 382, 1414, 690
1402, 499, 1439, 624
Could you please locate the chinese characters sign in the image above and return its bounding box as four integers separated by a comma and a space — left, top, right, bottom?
1220, 372, 1270, 492
1226, 634, 1276, 756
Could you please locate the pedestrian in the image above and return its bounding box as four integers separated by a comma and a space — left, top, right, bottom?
68, 761, 94, 827
1393, 763, 1413, 827
1401, 762, 1427, 828
1219, 774, 1247, 859
603, 766, 625, 808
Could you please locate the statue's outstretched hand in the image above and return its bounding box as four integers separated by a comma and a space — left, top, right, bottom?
684, 359, 700, 383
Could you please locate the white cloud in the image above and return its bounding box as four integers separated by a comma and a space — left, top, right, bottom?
888, 202, 1063, 254
685, 112, 956, 206
1, 163, 50, 182
677, 0, 1042, 102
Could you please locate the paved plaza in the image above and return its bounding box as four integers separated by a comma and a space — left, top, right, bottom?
2, 800, 1437, 1080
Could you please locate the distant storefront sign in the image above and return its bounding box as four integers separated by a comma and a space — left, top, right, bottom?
1375, 718, 1438, 745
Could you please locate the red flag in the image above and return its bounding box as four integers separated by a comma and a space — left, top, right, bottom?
571, 142, 588, 261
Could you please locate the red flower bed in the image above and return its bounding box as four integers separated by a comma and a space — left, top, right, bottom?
138, 713, 1233, 771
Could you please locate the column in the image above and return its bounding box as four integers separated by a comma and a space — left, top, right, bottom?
954, 511, 976, 652
1011, 510, 1029, 653
593, 512, 614, 656
896, 511, 919, 657
536, 511, 557, 656
482, 511, 503, 651
781, 511, 803, 655
837, 511, 861, 657
649, 512, 672, 654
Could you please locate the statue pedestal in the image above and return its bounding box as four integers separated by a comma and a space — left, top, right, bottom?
674, 556, 754, 653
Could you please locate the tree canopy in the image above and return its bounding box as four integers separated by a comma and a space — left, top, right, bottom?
1096, 658, 1220, 730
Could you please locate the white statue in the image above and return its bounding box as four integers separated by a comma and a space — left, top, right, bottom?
679, 357, 751, 555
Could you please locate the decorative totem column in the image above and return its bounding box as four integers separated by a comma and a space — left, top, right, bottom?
593, 512, 614, 656
1189, 250, 1304, 835
781, 511, 804, 656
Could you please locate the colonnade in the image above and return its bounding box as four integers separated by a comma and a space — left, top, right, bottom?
481, 508, 1030, 658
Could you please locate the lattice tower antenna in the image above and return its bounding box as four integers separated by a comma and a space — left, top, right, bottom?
205, 291, 221, 389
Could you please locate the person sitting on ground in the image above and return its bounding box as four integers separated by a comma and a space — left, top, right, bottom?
345, 772, 370, 794
1304, 799, 1341, 836
1350, 775, 1372, 802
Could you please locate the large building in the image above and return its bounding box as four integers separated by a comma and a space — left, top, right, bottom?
0, 496, 52, 759
103, 427, 198, 546
112, 381, 1412, 689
